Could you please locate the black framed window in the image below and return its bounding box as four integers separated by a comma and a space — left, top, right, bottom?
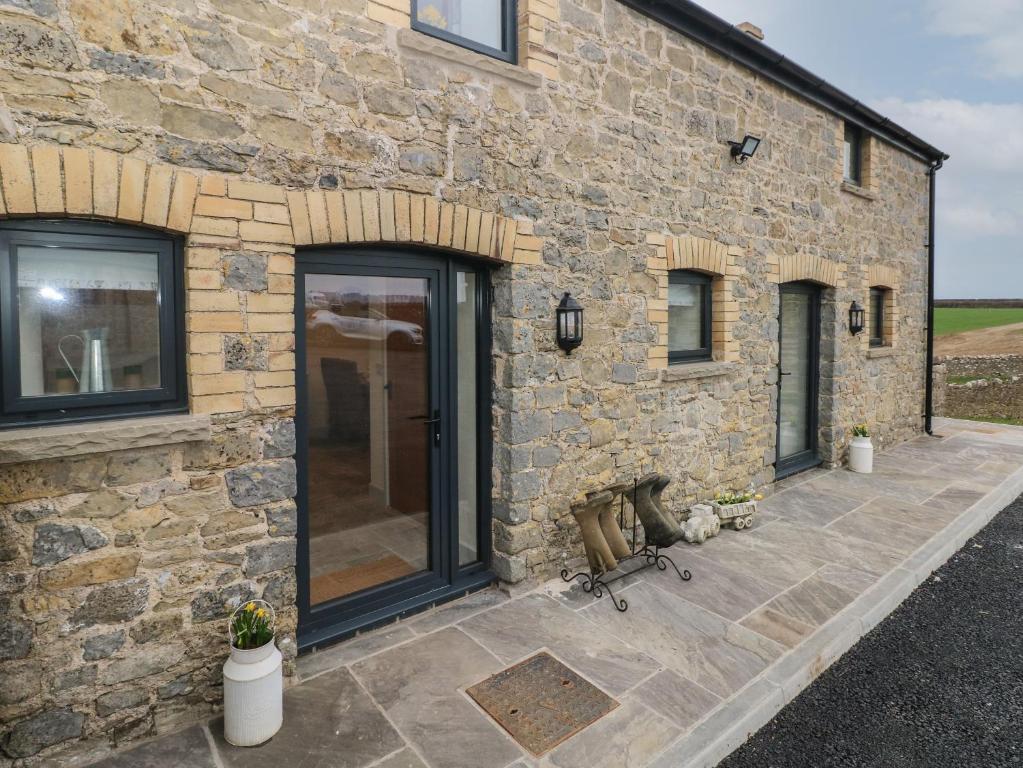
668, 270, 713, 363
411, 0, 517, 63
843, 123, 863, 185
869, 287, 886, 347
0, 220, 186, 427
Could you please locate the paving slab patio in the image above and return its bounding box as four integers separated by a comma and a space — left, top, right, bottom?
86, 419, 1023, 768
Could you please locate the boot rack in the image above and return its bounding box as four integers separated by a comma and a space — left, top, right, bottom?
561, 476, 691, 612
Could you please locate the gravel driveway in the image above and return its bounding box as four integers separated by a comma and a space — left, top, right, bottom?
719, 494, 1023, 768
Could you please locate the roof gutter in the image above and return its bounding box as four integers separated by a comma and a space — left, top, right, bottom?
617, 0, 949, 163
924, 157, 944, 435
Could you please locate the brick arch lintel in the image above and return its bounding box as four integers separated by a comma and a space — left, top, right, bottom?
0, 143, 542, 266
665, 234, 730, 276
286, 189, 538, 264
867, 264, 899, 290
774, 253, 844, 288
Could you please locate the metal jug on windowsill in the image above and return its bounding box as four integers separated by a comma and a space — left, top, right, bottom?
58, 328, 113, 393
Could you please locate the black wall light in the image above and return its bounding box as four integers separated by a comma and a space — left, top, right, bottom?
556, 292, 583, 354
849, 301, 866, 336
729, 134, 762, 164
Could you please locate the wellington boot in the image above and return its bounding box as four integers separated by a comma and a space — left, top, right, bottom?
571, 491, 619, 574
624, 473, 684, 547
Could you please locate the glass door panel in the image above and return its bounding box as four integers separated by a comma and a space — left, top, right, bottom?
778, 290, 810, 459
304, 273, 431, 606
777, 285, 820, 473
455, 270, 478, 565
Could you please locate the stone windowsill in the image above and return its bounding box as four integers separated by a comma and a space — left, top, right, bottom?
867, 345, 897, 359
397, 28, 542, 89
0, 413, 211, 465
841, 181, 877, 201
660, 360, 739, 383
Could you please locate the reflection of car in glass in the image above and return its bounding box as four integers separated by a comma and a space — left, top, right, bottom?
306, 291, 329, 309
307, 306, 424, 346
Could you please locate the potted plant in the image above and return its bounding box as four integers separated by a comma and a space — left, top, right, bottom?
223, 600, 283, 747
710, 489, 763, 531
849, 423, 873, 474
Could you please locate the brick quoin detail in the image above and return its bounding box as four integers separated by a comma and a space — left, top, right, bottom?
645, 233, 743, 367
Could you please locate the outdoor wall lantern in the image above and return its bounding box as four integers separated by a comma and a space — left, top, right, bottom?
729, 134, 762, 164
849, 301, 866, 336
556, 292, 584, 354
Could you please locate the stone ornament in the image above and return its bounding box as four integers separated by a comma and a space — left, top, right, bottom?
711, 500, 757, 531
682, 503, 721, 544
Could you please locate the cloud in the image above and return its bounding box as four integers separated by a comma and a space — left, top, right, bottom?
943, 203, 1020, 237
924, 0, 1023, 78
874, 98, 1023, 173
875, 97, 1023, 296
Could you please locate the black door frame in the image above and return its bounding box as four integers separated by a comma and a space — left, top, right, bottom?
294, 247, 495, 650
775, 282, 823, 479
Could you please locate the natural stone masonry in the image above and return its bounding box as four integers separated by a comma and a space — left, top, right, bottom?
937, 354, 1023, 424
0, 0, 932, 762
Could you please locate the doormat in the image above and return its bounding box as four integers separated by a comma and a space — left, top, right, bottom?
309, 555, 416, 604
466, 652, 618, 756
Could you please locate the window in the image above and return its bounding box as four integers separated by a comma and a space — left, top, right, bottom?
0, 220, 185, 427
843, 123, 863, 185
668, 270, 713, 363
869, 287, 885, 347
412, 0, 517, 62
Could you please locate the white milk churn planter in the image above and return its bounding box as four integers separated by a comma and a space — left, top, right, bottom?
224, 599, 283, 746
848, 423, 874, 474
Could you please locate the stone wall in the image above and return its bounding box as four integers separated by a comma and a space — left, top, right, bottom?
0, 0, 932, 761
936, 355, 1023, 424
0, 418, 298, 764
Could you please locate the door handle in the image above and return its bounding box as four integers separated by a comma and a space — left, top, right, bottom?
409, 411, 441, 445
780, 371, 792, 376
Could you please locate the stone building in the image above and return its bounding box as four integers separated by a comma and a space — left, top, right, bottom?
0, 0, 946, 762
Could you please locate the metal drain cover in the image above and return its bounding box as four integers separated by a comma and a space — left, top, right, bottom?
466, 652, 618, 756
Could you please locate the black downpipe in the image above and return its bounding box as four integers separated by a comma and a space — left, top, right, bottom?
924, 158, 944, 435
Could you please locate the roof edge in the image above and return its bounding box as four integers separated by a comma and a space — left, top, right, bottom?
619, 0, 949, 164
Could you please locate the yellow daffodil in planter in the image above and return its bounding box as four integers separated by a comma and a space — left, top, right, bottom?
224, 600, 283, 746
710, 489, 763, 531
849, 423, 874, 474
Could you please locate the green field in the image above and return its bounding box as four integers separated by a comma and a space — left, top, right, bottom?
934, 308, 1023, 336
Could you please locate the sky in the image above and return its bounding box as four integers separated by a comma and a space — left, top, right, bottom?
695, 0, 1023, 299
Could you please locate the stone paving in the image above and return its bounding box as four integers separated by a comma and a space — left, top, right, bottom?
719, 490, 1023, 767
87, 419, 1023, 768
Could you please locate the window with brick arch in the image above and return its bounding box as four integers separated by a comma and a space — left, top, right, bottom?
0, 219, 186, 427
869, 286, 890, 347
668, 270, 713, 363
